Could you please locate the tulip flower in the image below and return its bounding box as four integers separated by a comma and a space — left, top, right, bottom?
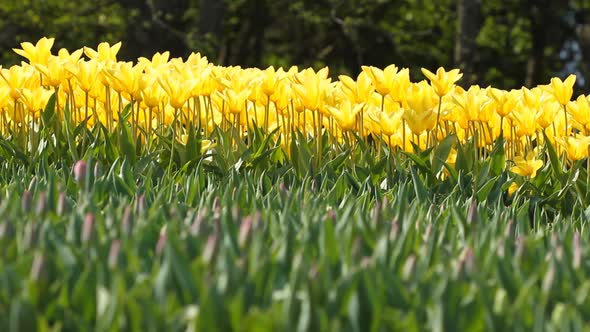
421, 67, 463, 97
13, 37, 55, 65
84, 41, 122, 62
558, 136, 590, 161
548, 75, 576, 106
510, 151, 543, 178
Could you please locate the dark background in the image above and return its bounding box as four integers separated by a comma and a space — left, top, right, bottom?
2, 0, 590, 92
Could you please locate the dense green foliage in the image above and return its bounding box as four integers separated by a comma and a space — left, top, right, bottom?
1, 98, 590, 330
3, 0, 590, 89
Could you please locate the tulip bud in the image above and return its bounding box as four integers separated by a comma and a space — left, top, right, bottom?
389, 218, 399, 240
121, 206, 133, 236
36, 191, 47, 216
190, 208, 207, 236
155, 226, 167, 256
361, 256, 372, 268
81, 213, 95, 243
238, 216, 253, 248
504, 219, 514, 238
135, 194, 146, 215
73, 160, 87, 184
108, 240, 121, 269
279, 182, 288, 194
203, 234, 218, 264
325, 209, 337, 222
22, 190, 32, 212
212, 196, 221, 214
57, 192, 67, 216
467, 200, 478, 224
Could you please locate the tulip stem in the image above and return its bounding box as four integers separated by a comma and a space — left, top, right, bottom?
563, 105, 569, 139
435, 96, 442, 144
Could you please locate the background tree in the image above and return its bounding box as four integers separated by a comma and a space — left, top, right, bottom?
1, 0, 589, 92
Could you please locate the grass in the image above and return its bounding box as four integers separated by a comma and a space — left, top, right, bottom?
1, 109, 590, 331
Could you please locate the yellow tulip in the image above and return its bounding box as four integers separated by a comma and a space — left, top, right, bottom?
326, 100, 363, 132
19, 87, 54, 116
567, 95, 590, 133
292, 67, 330, 111
508, 182, 519, 197
68, 59, 102, 93
339, 71, 373, 104
13, 37, 55, 65
361, 64, 398, 97
421, 67, 463, 97
548, 74, 576, 106
510, 151, 543, 178
84, 41, 122, 63
558, 136, 590, 161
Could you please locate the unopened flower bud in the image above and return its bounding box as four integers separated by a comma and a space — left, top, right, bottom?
22, 190, 32, 212
36, 191, 47, 216
121, 206, 133, 236
135, 194, 146, 215
238, 216, 253, 248
389, 218, 399, 240
81, 213, 95, 243
203, 234, 218, 264
190, 208, 207, 236
155, 226, 167, 256
108, 240, 121, 269
57, 192, 67, 216
467, 200, 478, 224
73, 160, 87, 184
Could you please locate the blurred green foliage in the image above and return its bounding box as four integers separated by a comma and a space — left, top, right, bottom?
2, 0, 590, 90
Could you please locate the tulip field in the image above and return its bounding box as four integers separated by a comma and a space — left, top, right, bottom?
3, 37, 590, 330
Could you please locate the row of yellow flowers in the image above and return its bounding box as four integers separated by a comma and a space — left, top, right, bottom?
1, 38, 589, 178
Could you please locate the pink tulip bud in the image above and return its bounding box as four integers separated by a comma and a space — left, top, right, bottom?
108, 240, 121, 269
467, 200, 478, 224
22, 190, 32, 212
81, 213, 95, 243
239, 216, 253, 248
190, 208, 207, 236
121, 206, 133, 236
57, 192, 67, 216
203, 234, 218, 264
36, 191, 47, 215
389, 218, 399, 240
73, 160, 87, 183
135, 194, 146, 215
155, 227, 167, 256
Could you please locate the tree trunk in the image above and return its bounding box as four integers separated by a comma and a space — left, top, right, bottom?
455, 0, 481, 86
